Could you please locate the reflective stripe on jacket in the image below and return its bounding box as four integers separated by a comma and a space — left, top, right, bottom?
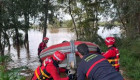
32, 65, 52, 80
77, 53, 123, 80
32, 57, 69, 80
103, 46, 120, 71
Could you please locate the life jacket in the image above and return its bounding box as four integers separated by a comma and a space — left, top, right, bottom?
107, 47, 120, 71
32, 58, 53, 80
38, 42, 47, 55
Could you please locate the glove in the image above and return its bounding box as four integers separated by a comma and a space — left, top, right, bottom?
68, 74, 74, 80
65, 69, 69, 73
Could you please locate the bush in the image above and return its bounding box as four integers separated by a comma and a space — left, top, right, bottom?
119, 39, 140, 80
0, 55, 26, 80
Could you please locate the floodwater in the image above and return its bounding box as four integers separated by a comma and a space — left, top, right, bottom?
8, 28, 76, 71
7, 27, 120, 77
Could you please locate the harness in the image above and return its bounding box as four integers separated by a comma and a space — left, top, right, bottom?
107, 47, 120, 69
35, 62, 52, 80
34, 58, 59, 80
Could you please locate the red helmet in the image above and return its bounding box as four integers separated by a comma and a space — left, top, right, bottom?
43, 37, 49, 41
105, 37, 115, 46
53, 51, 65, 61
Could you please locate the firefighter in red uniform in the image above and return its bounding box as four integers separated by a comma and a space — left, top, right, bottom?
102, 37, 120, 72
32, 51, 74, 80
38, 37, 49, 55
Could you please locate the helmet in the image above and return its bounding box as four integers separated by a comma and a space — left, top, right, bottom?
105, 37, 115, 46
43, 37, 49, 41
53, 51, 65, 61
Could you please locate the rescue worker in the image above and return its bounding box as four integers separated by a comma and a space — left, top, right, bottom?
38, 37, 49, 55
102, 37, 120, 72
32, 51, 74, 80
77, 43, 124, 80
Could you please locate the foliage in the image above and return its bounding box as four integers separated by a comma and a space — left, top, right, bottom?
0, 0, 41, 55
119, 39, 140, 80
110, 0, 140, 39
12, 32, 24, 48
62, 20, 73, 28
57, 0, 112, 41
0, 55, 27, 80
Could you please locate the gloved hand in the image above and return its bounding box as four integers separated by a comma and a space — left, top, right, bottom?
68, 74, 75, 80
65, 69, 69, 73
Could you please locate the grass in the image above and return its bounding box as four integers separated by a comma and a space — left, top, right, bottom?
120, 51, 140, 80
119, 40, 140, 80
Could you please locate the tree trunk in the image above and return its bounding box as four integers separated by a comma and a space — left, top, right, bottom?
136, 13, 140, 35
43, 0, 49, 39
93, 0, 98, 41
0, 32, 4, 56
24, 14, 30, 54
0, 0, 4, 56
3, 30, 11, 51
15, 28, 20, 58
25, 31, 30, 53
68, 0, 78, 40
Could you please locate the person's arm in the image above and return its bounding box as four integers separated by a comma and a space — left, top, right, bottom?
47, 65, 69, 80
77, 66, 85, 80
103, 50, 113, 59
76, 52, 83, 59
38, 43, 42, 55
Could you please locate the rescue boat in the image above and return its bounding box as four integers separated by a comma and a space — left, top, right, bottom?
39, 40, 99, 69
40, 41, 98, 59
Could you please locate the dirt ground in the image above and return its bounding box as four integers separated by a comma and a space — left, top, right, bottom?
120, 69, 131, 80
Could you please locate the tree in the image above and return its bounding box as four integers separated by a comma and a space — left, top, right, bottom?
0, 0, 41, 57
68, 0, 78, 39
57, 0, 110, 43
112, 0, 140, 39
17, 0, 41, 53
0, 0, 13, 56
43, 0, 50, 38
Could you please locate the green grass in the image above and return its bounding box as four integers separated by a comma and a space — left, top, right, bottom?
119, 40, 140, 80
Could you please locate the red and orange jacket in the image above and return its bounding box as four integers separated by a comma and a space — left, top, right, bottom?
38, 42, 47, 55
102, 46, 120, 71
32, 57, 69, 80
